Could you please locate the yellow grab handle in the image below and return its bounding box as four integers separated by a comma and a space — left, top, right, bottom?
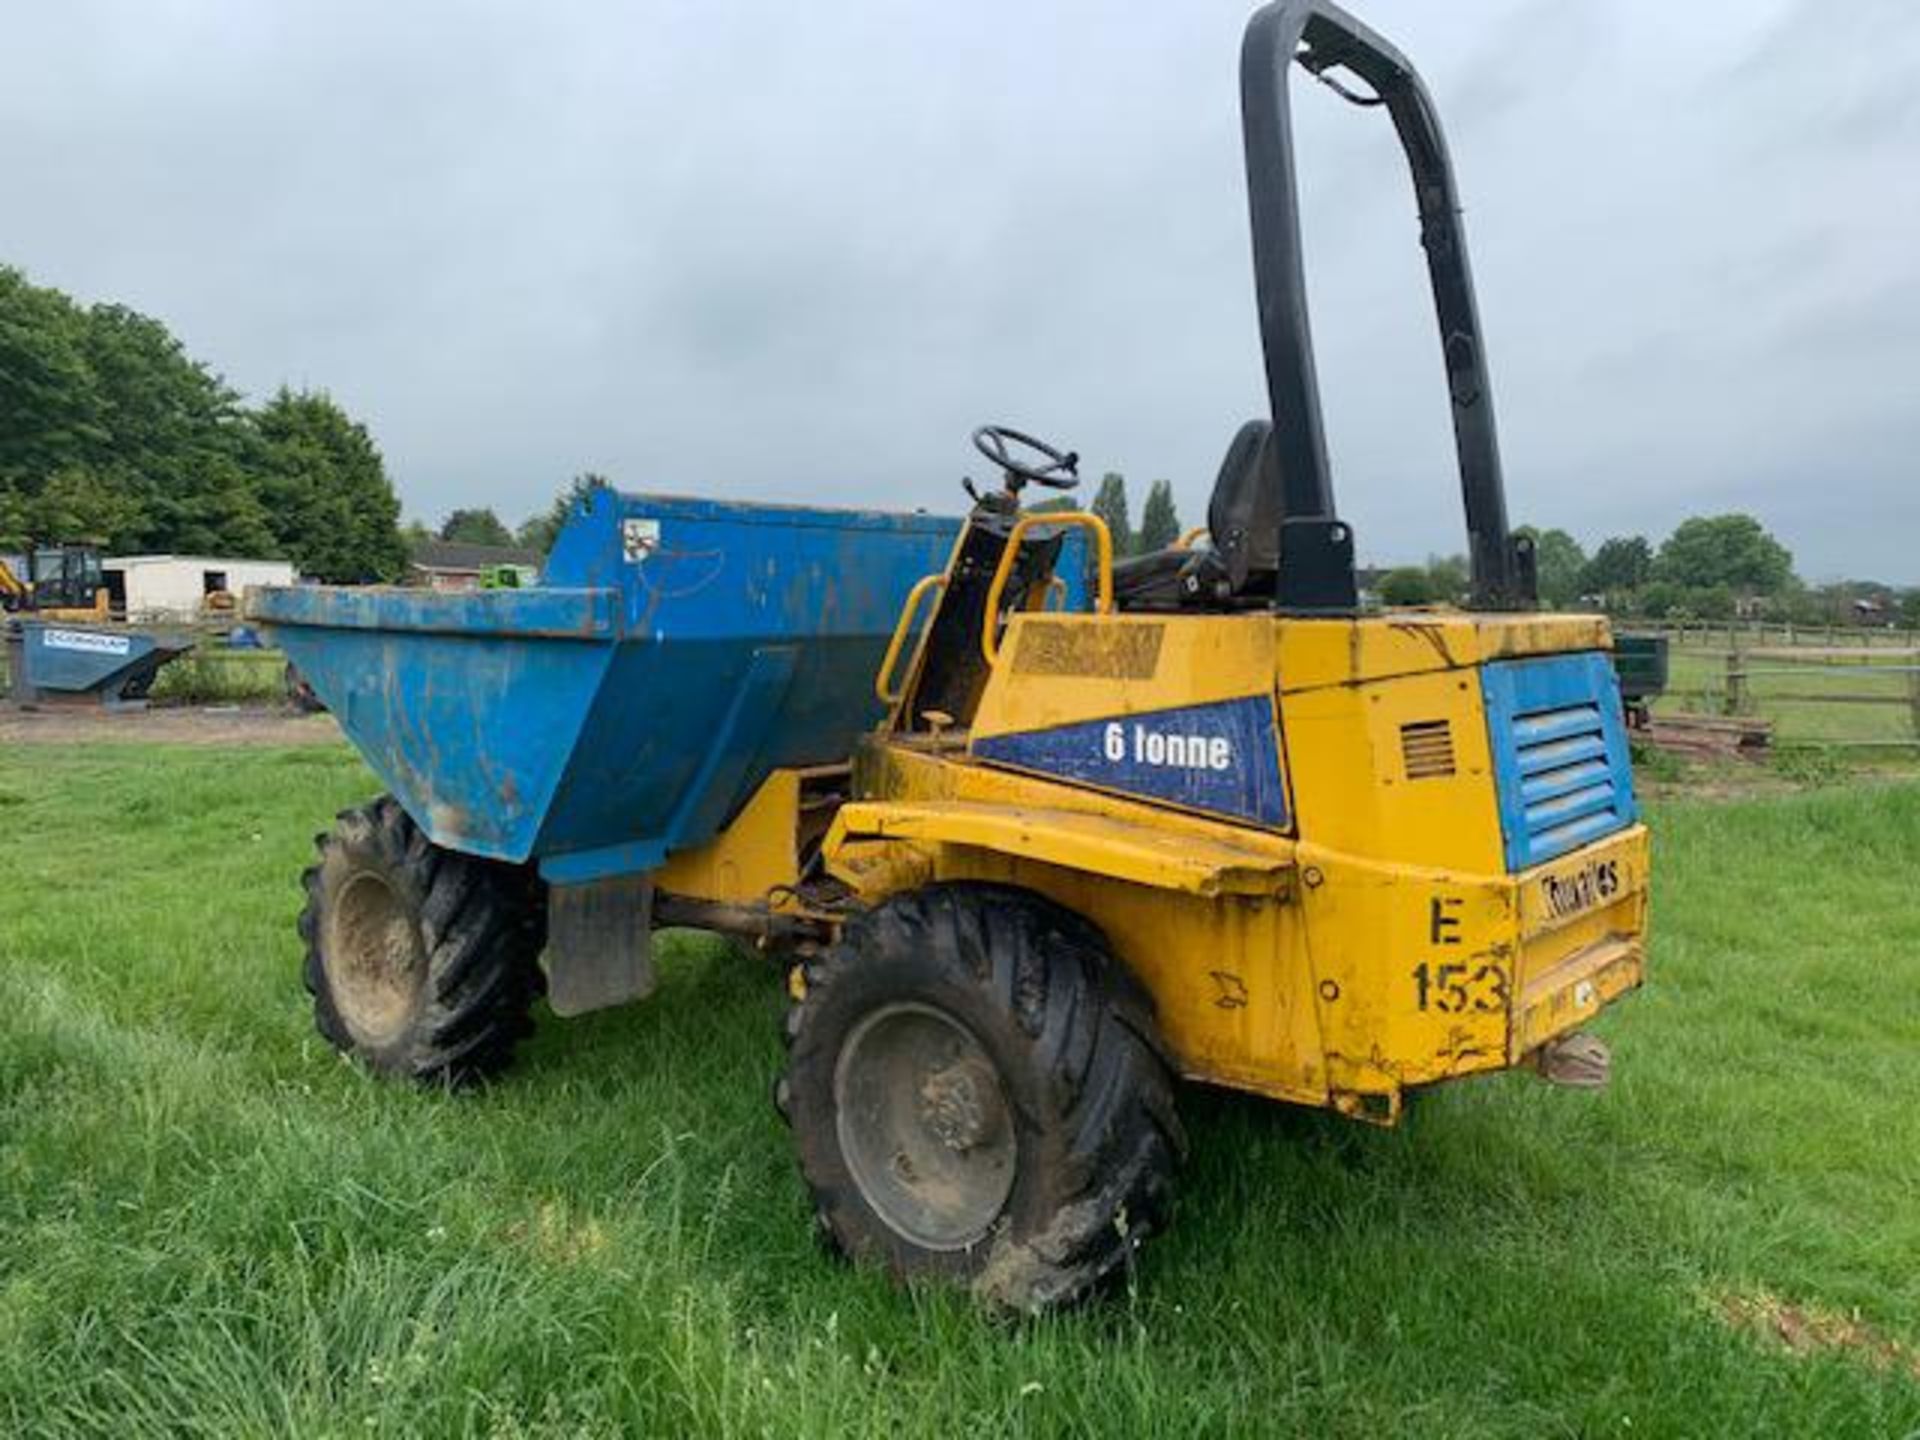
980, 512, 1114, 668
875, 572, 946, 704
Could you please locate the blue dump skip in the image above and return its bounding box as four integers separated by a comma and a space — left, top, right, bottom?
6, 621, 194, 709
249, 491, 961, 881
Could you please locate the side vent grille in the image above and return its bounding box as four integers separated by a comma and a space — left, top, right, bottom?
1482, 652, 1638, 871
1510, 701, 1623, 859
1400, 719, 1456, 780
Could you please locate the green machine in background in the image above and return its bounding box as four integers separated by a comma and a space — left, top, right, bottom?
479, 564, 537, 590
1612, 633, 1670, 727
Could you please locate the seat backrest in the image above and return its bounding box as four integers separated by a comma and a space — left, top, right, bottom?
1207, 419, 1282, 596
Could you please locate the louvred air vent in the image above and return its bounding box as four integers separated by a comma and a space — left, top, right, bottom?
1400, 719, 1456, 780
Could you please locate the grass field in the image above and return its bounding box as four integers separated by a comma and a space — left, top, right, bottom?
2, 742, 1918, 1437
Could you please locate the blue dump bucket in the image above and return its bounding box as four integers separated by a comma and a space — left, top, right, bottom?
5, 621, 195, 709
249, 491, 962, 882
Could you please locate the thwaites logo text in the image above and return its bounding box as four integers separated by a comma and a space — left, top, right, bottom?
1540, 857, 1622, 920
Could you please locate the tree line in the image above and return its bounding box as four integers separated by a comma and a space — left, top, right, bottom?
1378, 514, 1920, 627
0, 266, 409, 582
9, 264, 1908, 619
1025, 473, 1182, 555
409, 473, 606, 556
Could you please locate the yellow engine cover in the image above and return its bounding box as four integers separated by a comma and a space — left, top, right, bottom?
824, 608, 1648, 1119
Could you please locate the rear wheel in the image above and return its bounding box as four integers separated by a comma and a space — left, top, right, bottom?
779, 883, 1184, 1312
300, 796, 545, 1085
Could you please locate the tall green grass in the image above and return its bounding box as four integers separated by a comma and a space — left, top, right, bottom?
147, 647, 287, 705
1, 747, 1916, 1436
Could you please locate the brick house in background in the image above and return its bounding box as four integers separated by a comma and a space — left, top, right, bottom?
406, 539, 544, 591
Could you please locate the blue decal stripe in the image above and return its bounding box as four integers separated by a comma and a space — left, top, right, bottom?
973, 694, 1290, 829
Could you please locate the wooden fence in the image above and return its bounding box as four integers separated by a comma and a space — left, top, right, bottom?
1656, 634, 1920, 749
1624, 618, 1920, 651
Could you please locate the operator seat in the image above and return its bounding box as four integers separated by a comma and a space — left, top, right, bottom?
1112, 419, 1281, 611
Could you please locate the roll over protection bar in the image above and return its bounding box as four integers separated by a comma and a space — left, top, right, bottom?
1240, 0, 1536, 611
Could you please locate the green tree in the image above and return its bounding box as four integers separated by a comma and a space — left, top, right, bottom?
1653, 514, 1794, 595
251, 388, 408, 583
1024, 495, 1078, 516
439, 508, 513, 547
25, 466, 141, 544
1136, 480, 1181, 553
0, 267, 104, 534
0, 265, 408, 569
1379, 567, 1434, 606
1515, 525, 1588, 608
1901, 590, 1920, 628
1770, 581, 1827, 627
516, 473, 611, 554
77, 301, 272, 556
0, 486, 27, 547
1690, 583, 1736, 621
1425, 553, 1469, 605
0, 268, 275, 555
1635, 580, 1685, 619
1580, 535, 1653, 598
1088, 473, 1133, 556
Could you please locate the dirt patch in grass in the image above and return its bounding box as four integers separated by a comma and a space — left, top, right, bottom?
1716, 1289, 1920, 1379
502, 1200, 612, 1266
0, 701, 343, 747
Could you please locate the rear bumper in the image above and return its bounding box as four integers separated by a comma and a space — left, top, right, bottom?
1509, 823, 1650, 1060
1513, 933, 1642, 1057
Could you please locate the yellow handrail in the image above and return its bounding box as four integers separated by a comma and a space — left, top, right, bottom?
1175, 525, 1210, 551
980, 512, 1114, 668
875, 572, 946, 704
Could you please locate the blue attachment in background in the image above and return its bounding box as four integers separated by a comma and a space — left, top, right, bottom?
1481, 651, 1638, 872
13, 621, 194, 708
973, 694, 1290, 829
250, 490, 961, 878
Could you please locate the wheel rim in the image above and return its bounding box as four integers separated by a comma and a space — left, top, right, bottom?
833, 1002, 1017, 1251
325, 870, 426, 1046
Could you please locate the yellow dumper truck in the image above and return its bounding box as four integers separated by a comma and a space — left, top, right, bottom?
254, 0, 1648, 1312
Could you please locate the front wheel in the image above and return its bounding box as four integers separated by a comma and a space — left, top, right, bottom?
778, 883, 1184, 1312
299, 796, 546, 1085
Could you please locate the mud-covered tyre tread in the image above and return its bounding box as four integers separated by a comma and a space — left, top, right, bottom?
781, 882, 1184, 1313
301, 795, 546, 1087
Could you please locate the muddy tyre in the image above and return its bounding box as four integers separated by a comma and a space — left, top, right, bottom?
779, 883, 1184, 1312
300, 796, 545, 1085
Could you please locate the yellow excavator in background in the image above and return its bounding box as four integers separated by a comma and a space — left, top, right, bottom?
0, 543, 114, 623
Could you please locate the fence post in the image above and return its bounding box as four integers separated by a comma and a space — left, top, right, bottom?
1909, 665, 1920, 742
1724, 645, 1746, 717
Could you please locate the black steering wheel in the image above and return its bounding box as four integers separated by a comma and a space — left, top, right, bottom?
971, 425, 1080, 491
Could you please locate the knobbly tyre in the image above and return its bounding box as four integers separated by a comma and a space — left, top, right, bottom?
249, 0, 1649, 1312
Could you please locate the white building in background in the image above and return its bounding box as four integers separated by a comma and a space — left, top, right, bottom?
103, 554, 297, 619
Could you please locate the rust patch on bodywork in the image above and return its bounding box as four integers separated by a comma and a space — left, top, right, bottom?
1389, 620, 1460, 670
1012, 620, 1164, 679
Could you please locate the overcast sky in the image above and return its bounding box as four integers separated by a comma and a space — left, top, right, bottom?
5, 0, 1917, 581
